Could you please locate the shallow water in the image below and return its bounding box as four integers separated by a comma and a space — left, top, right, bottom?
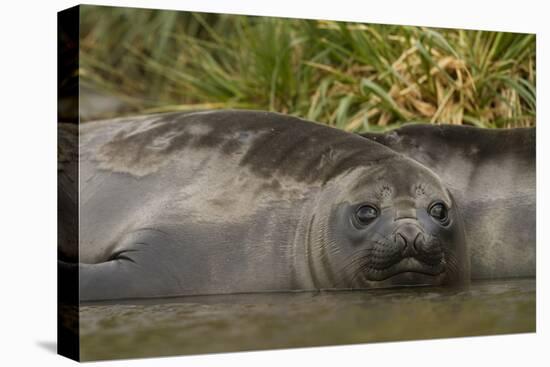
79, 278, 535, 361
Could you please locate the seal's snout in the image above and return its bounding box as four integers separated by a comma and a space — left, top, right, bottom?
394, 224, 424, 257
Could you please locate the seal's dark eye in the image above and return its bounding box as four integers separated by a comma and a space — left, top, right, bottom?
429, 202, 448, 222
355, 205, 378, 225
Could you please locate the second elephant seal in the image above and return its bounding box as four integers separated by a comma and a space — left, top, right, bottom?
361, 124, 535, 280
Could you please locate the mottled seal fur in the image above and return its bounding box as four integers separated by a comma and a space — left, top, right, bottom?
361, 124, 535, 280
61, 110, 470, 301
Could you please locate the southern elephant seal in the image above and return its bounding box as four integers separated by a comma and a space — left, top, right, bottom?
361, 124, 535, 280
62, 110, 469, 301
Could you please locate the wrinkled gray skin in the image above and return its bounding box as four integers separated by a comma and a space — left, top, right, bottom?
361, 125, 535, 280
62, 110, 469, 301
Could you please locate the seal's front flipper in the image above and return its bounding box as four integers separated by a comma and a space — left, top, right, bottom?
79, 229, 188, 301
79, 255, 185, 301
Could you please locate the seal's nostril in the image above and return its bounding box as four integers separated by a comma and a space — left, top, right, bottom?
395, 233, 407, 251
395, 225, 422, 257
413, 232, 424, 252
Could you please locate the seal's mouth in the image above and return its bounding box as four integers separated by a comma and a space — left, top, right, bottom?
365, 257, 446, 281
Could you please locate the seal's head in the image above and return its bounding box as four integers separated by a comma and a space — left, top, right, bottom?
309, 157, 469, 289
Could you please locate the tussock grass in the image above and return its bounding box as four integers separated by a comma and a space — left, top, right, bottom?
80, 6, 535, 131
